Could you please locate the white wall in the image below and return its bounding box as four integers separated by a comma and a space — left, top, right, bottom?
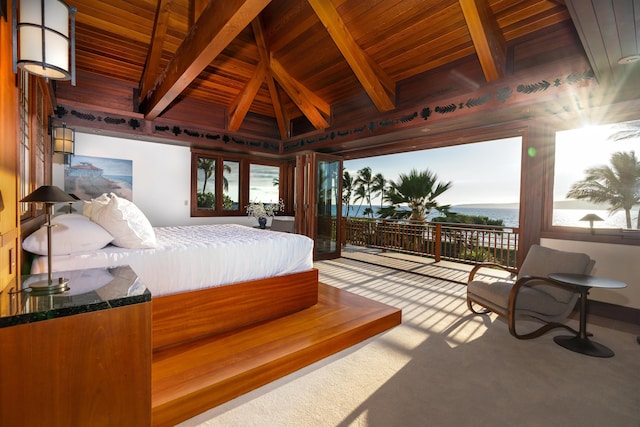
541, 239, 639, 310
53, 132, 259, 228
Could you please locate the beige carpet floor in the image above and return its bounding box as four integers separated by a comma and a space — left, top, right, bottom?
179, 256, 640, 427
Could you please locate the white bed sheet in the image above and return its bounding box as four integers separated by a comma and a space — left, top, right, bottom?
30, 224, 314, 297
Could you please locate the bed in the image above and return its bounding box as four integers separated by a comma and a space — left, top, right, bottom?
25, 204, 317, 350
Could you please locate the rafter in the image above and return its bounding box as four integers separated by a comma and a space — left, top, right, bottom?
459, 0, 506, 82
139, 0, 172, 107
189, 0, 209, 26
228, 64, 267, 131
140, 0, 271, 120
270, 56, 329, 129
307, 0, 395, 112
252, 18, 288, 139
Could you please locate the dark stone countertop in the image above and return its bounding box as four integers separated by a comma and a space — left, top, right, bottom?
0, 265, 150, 328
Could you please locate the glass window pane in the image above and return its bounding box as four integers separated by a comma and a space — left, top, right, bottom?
196, 156, 216, 210
223, 160, 240, 211
19, 71, 30, 217
249, 164, 280, 203
317, 159, 340, 254
554, 120, 640, 230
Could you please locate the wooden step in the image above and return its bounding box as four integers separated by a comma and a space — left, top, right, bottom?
151, 283, 402, 427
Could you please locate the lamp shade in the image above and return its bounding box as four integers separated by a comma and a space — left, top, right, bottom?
52, 123, 75, 154
14, 0, 75, 81
579, 214, 604, 223
20, 185, 76, 203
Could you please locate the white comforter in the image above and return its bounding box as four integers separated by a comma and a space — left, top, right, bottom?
31, 224, 314, 297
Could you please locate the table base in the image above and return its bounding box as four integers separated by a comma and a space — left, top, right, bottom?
553, 335, 614, 358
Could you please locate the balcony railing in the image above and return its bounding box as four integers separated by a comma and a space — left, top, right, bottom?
342, 217, 519, 268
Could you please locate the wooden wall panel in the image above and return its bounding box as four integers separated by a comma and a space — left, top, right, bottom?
160, 96, 227, 129
0, 3, 19, 291
0, 303, 152, 427
55, 72, 137, 114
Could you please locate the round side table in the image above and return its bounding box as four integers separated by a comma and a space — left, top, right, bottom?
548, 273, 626, 358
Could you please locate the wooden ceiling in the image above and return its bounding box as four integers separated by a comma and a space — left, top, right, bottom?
53, 0, 639, 149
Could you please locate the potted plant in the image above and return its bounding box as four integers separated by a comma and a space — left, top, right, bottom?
246, 199, 285, 228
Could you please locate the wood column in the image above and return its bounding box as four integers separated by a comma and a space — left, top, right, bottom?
0, 1, 19, 292
518, 122, 552, 266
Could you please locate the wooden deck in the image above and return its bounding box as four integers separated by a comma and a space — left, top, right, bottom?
340, 245, 485, 284
151, 282, 401, 427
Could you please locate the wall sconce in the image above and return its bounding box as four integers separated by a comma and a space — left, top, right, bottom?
52, 122, 75, 155
20, 185, 76, 295
12, 0, 76, 85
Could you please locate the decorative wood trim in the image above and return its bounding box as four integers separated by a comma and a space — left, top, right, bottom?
53, 103, 283, 154
282, 67, 598, 153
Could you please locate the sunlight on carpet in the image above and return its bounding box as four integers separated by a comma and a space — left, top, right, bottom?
180, 256, 640, 427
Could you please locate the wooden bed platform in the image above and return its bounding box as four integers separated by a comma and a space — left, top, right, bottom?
151, 282, 402, 427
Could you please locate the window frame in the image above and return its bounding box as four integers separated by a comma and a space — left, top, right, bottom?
541, 117, 640, 246
19, 72, 50, 223
190, 149, 288, 217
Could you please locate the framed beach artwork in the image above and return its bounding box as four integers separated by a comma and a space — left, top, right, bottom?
64, 155, 133, 201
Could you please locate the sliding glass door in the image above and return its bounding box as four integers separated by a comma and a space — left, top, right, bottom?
295, 152, 342, 260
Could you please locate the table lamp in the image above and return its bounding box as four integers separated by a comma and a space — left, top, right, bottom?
580, 213, 604, 234
20, 185, 76, 295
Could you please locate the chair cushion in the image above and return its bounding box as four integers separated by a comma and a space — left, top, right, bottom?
468, 280, 568, 317
517, 245, 593, 303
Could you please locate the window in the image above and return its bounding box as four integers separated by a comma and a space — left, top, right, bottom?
223, 160, 240, 210
191, 151, 284, 216
19, 72, 48, 220
249, 164, 280, 203
195, 156, 216, 211
19, 71, 30, 217
553, 120, 640, 232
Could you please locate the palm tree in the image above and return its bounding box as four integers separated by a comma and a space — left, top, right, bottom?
197, 158, 231, 193
353, 184, 367, 217
566, 150, 640, 229
198, 158, 215, 194
379, 168, 452, 222
354, 167, 375, 218
197, 159, 232, 208
342, 170, 354, 217
607, 121, 640, 142
372, 173, 387, 211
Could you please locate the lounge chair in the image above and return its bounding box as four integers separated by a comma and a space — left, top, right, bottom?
466, 244, 595, 339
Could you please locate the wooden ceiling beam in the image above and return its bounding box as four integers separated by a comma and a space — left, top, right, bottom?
189, 0, 209, 27
140, 0, 271, 120
459, 0, 506, 82
139, 0, 172, 106
228, 64, 267, 131
307, 0, 395, 112
270, 56, 329, 129
252, 18, 288, 139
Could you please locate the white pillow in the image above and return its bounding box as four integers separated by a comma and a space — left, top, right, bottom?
82, 193, 110, 218
89, 194, 157, 249
23, 213, 114, 255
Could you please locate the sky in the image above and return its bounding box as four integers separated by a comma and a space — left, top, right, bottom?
343, 122, 640, 208
344, 136, 523, 206
554, 124, 640, 201
210, 121, 640, 209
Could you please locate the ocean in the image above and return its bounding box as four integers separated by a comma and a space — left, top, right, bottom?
344, 206, 633, 229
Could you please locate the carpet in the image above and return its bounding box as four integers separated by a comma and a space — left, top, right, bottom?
179, 257, 640, 427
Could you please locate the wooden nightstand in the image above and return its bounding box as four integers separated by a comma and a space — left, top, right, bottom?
0, 266, 152, 427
